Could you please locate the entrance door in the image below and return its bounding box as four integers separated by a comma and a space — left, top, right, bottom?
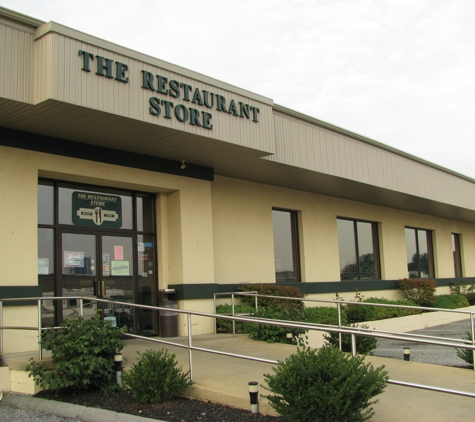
101, 235, 135, 333
60, 232, 98, 321
59, 232, 137, 333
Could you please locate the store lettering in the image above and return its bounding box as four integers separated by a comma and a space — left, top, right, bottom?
78, 50, 260, 130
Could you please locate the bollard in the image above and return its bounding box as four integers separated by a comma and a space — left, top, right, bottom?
114, 353, 123, 387
286, 333, 293, 344
248, 381, 259, 414
403, 347, 410, 361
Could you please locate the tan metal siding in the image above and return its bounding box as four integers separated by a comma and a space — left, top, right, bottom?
0, 22, 34, 104
271, 112, 475, 210
35, 33, 275, 154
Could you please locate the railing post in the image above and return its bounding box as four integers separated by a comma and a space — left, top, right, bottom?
351, 333, 356, 357
213, 294, 217, 334
232, 294, 236, 338
337, 302, 342, 351
38, 299, 43, 360
187, 313, 194, 382
471, 312, 475, 373
0, 300, 3, 356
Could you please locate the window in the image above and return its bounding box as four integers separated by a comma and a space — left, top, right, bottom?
272, 209, 300, 282
452, 233, 463, 278
337, 218, 380, 280
405, 228, 434, 278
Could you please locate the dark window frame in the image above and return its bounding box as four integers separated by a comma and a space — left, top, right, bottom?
337, 217, 381, 281
272, 208, 301, 283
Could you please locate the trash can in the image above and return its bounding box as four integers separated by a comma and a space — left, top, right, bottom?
158, 289, 178, 337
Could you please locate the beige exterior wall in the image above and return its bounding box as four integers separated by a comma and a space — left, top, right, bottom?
0, 143, 218, 339
3, 7, 475, 348
211, 175, 475, 284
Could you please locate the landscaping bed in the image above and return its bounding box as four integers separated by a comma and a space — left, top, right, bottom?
35, 388, 287, 421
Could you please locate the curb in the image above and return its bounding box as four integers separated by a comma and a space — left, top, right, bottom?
1, 393, 166, 422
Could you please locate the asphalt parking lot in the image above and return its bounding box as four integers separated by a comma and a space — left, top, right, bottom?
373, 319, 473, 367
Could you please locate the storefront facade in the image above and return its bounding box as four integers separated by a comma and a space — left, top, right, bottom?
2, 6, 475, 353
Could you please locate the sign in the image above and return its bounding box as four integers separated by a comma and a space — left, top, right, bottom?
114, 246, 124, 260
38, 258, 49, 275
64, 251, 84, 267
111, 260, 130, 276
72, 191, 122, 228
78, 50, 260, 131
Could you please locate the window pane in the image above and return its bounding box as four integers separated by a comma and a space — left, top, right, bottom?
38, 184, 54, 225
405, 228, 418, 278
38, 228, 55, 326
273, 210, 299, 282
417, 230, 430, 278
452, 233, 462, 277
356, 221, 376, 279
137, 194, 154, 232
338, 219, 357, 280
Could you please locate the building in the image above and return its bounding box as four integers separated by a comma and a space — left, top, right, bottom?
1, 6, 475, 354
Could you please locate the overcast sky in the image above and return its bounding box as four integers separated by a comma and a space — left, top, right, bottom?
3, 0, 475, 178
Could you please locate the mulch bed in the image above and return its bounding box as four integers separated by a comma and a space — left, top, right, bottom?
35, 389, 288, 421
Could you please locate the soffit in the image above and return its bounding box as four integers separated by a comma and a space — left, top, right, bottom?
2, 97, 475, 224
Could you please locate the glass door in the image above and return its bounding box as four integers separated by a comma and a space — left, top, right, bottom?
60, 232, 98, 322
101, 235, 136, 333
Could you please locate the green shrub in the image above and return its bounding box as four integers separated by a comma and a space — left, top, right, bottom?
305, 306, 347, 325
456, 331, 474, 365
122, 349, 192, 404
449, 280, 475, 296
262, 346, 388, 422
433, 294, 469, 309
26, 314, 127, 392
464, 293, 475, 306
398, 278, 436, 307
237, 283, 305, 311
245, 304, 307, 345
346, 298, 421, 322
324, 323, 378, 355
215, 304, 255, 333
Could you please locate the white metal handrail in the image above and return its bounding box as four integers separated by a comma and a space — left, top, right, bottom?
1, 295, 475, 400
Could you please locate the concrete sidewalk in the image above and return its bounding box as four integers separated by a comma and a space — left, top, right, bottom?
121, 334, 475, 421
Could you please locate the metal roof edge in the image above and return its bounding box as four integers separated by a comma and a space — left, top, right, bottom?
0, 6, 45, 27
273, 103, 475, 184
34, 21, 274, 106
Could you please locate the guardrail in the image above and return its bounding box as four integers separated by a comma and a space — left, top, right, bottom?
1, 295, 475, 400
214, 291, 475, 362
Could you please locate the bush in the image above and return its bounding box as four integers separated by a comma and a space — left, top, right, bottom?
305, 306, 347, 325
26, 314, 127, 392
346, 298, 421, 322
245, 304, 307, 345
456, 331, 474, 365
464, 293, 475, 306
215, 304, 255, 333
262, 346, 388, 422
433, 294, 469, 309
123, 349, 192, 403
237, 283, 305, 311
398, 278, 436, 307
324, 323, 378, 355
449, 280, 475, 296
